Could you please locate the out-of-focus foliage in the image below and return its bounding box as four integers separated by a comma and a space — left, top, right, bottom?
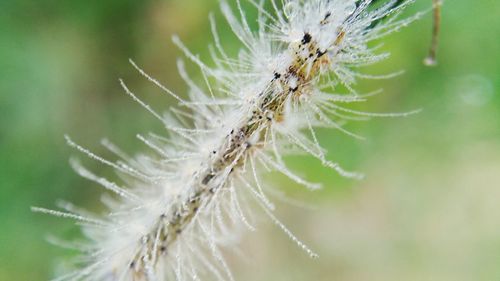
0, 0, 498, 280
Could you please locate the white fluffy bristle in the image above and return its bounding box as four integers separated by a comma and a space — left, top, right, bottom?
34, 1, 420, 280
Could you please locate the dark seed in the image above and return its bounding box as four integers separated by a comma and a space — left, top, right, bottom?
301, 33, 312, 44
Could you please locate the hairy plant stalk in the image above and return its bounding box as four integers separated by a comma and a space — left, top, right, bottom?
34, 1, 429, 280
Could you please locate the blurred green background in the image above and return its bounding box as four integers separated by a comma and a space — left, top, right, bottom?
0, 0, 498, 280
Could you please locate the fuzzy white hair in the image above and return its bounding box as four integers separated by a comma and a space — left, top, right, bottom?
34, 1, 424, 280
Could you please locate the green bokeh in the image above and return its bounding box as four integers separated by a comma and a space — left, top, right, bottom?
0, 0, 498, 280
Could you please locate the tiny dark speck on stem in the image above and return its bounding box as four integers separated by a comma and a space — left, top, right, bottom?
301, 33, 312, 44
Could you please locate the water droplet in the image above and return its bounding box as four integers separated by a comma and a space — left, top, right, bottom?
423, 56, 437, 66
284, 2, 299, 20
342, 2, 357, 17
453, 74, 494, 107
